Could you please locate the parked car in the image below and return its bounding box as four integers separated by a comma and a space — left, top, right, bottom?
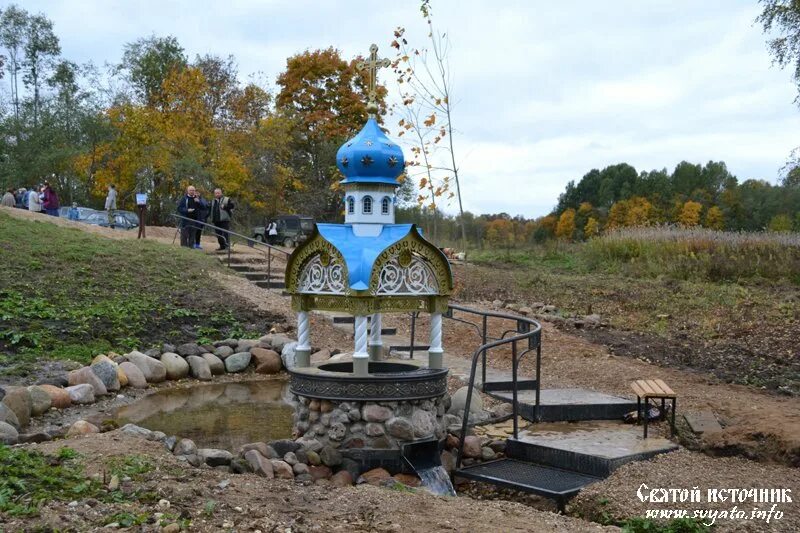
252, 215, 315, 247
83, 211, 138, 230
58, 206, 97, 220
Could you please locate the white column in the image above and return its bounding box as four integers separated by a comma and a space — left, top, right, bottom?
295, 311, 311, 367
368, 313, 383, 361
428, 312, 444, 369
353, 315, 369, 376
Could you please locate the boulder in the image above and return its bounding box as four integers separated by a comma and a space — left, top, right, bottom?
90, 360, 121, 392
36, 384, 70, 409
0, 403, 20, 429
386, 417, 414, 440
231, 457, 253, 474
0, 421, 18, 444
68, 367, 107, 396
365, 423, 385, 437
293, 463, 309, 475
213, 338, 238, 348
411, 409, 437, 438
283, 451, 298, 465
119, 362, 148, 389
448, 386, 484, 415
37, 376, 68, 388
330, 470, 354, 487
269, 334, 293, 352
120, 424, 153, 438
440, 450, 456, 474
173, 438, 197, 456
186, 356, 212, 380
161, 343, 176, 354
270, 439, 302, 457
244, 450, 274, 478
308, 465, 332, 481
362, 404, 392, 423
176, 343, 202, 357
481, 447, 496, 461
160, 352, 190, 380
462, 436, 482, 458
306, 450, 321, 466
239, 442, 276, 459
358, 467, 391, 486
319, 446, 342, 467
65, 384, 95, 404
270, 460, 295, 479
198, 448, 233, 467
236, 339, 259, 351
66, 420, 99, 437
280, 341, 298, 369
116, 366, 129, 387
2, 387, 32, 427
224, 352, 252, 373
26, 386, 52, 416
393, 473, 421, 488
310, 349, 331, 364
213, 345, 235, 359
202, 353, 225, 375
251, 347, 282, 374
125, 351, 166, 383
144, 348, 162, 359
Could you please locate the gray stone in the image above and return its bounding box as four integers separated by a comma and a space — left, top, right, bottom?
295, 448, 308, 464
18, 432, 50, 444
244, 450, 273, 478
0, 421, 19, 444
174, 438, 197, 456
297, 437, 323, 453
347, 408, 361, 422
213, 338, 238, 348
126, 351, 167, 383
448, 386, 484, 415
269, 334, 293, 352
90, 361, 121, 392
236, 339, 259, 352
119, 362, 148, 388
36, 376, 68, 388
27, 386, 52, 416
201, 353, 225, 375
411, 410, 436, 438
2, 387, 32, 427
224, 352, 251, 373
213, 345, 234, 359
293, 462, 309, 475
270, 459, 295, 479
144, 348, 161, 358
68, 367, 107, 396
198, 448, 233, 467
160, 352, 190, 380
161, 343, 176, 354
362, 404, 393, 423
319, 446, 342, 467
186, 356, 212, 380
328, 422, 346, 441
65, 384, 95, 405
365, 423, 385, 437
481, 447, 496, 461
120, 424, 153, 438
271, 439, 302, 457
186, 454, 203, 467
176, 343, 202, 357
231, 458, 253, 474
163, 435, 178, 451
386, 417, 414, 440
283, 452, 298, 465
306, 450, 321, 466
0, 403, 20, 429
281, 341, 298, 369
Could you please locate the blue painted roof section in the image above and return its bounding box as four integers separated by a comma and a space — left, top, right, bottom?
317, 223, 414, 290
337, 118, 404, 186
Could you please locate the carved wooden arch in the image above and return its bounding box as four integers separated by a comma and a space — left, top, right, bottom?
286, 230, 349, 295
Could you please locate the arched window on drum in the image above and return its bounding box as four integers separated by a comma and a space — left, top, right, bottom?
381, 196, 391, 215
347, 196, 355, 214
362, 195, 373, 215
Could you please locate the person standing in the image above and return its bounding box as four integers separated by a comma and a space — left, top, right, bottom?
210, 188, 235, 251
267, 220, 278, 244
41, 182, 60, 216
28, 186, 43, 213
177, 185, 199, 247
193, 191, 209, 249
1, 188, 15, 207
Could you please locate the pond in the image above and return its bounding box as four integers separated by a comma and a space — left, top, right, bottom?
114, 379, 294, 451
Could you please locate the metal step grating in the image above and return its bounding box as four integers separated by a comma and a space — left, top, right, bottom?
456, 458, 600, 497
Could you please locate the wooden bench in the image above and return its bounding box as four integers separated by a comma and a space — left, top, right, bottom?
631, 379, 676, 438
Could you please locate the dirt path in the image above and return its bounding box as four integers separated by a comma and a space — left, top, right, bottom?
1, 431, 613, 532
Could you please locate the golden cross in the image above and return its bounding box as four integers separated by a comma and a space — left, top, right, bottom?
357, 44, 390, 115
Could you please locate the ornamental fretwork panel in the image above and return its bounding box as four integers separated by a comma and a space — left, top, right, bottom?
298, 254, 346, 295
374, 253, 438, 295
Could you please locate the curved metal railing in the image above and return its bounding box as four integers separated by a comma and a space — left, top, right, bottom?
442, 304, 542, 473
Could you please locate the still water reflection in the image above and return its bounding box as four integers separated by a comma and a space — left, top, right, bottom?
114, 379, 294, 451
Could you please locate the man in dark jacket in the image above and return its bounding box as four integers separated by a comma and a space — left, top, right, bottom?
193, 191, 209, 249
177, 185, 199, 247
210, 188, 235, 250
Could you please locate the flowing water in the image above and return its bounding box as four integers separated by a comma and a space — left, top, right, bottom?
114, 379, 293, 451
417, 465, 456, 496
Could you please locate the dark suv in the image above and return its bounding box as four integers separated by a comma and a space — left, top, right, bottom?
253, 215, 315, 247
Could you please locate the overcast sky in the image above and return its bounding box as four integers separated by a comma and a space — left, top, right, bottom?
18, 0, 800, 217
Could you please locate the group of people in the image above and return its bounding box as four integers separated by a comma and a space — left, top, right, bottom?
177, 185, 235, 251
1, 182, 61, 216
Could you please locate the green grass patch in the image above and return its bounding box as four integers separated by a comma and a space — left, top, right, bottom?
0, 212, 268, 378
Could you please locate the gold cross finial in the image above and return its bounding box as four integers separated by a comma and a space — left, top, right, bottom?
357, 44, 390, 116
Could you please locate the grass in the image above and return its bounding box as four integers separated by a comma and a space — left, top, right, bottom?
0, 212, 267, 378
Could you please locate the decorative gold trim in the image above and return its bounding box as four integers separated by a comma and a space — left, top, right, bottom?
369, 226, 454, 295
292, 294, 449, 314
286, 230, 349, 295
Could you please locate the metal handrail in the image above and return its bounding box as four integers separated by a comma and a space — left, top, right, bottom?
170, 213, 290, 291
442, 305, 542, 474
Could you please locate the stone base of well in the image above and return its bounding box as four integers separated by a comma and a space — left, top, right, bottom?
288, 357, 450, 474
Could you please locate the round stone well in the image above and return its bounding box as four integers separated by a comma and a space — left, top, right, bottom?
288, 356, 450, 473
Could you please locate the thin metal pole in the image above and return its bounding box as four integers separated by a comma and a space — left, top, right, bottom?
227, 232, 231, 267
268, 246, 272, 290
409, 312, 416, 359
481, 314, 488, 390
535, 343, 542, 422
512, 339, 518, 439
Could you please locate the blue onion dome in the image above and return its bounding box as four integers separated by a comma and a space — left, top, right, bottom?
336, 117, 405, 186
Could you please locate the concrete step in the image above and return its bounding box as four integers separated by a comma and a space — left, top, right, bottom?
255, 280, 286, 289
